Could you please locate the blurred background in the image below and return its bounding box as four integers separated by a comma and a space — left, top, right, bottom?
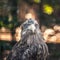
0, 0, 60, 60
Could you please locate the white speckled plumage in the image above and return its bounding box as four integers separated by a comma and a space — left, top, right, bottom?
6, 19, 49, 60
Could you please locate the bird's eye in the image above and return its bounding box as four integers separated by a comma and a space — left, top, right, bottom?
23, 24, 31, 29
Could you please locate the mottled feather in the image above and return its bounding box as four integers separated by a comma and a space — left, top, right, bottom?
6, 19, 49, 60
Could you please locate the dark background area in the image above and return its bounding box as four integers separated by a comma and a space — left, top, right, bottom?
0, 0, 60, 60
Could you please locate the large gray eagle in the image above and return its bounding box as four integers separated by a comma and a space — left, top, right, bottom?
6, 19, 49, 60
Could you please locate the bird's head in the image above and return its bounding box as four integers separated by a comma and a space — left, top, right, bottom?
21, 19, 39, 35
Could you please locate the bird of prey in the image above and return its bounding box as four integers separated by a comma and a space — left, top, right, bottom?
6, 19, 49, 60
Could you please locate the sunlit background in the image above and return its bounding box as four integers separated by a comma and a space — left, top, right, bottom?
0, 0, 60, 60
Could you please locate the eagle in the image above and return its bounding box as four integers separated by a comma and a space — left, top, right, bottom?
6, 19, 49, 60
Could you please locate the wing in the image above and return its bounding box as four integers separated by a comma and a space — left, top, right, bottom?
6, 42, 20, 60
37, 44, 49, 60
6, 49, 18, 60
6, 40, 26, 60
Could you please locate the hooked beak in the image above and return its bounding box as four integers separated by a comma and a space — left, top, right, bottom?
28, 24, 36, 33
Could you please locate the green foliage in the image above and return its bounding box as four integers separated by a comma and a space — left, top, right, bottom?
0, 15, 17, 30
0, 0, 60, 29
